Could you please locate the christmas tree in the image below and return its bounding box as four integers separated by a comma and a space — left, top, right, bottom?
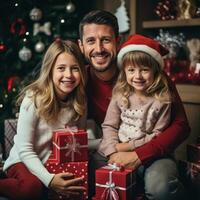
0, 0, 93, 142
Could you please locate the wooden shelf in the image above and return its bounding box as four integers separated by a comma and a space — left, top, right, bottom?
176, 84, 200, 104
143, 18, 200, 29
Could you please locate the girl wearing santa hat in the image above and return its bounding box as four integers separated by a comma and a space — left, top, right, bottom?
99, 34, 172, 160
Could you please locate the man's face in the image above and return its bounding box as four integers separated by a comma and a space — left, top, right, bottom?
79, 23, 117, 72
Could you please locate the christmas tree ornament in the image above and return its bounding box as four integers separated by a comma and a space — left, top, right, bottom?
33, 22, 51, 36
66, 1, 76, 13
35, 41, 45, 53
177, 0, 196, 19
18, 46, 32, 62
154, 0, 177, 20
186, 38, 200, 69
155, 29, 185, 59
29, 7, 43, 21
196, 7, 200, 17
7, 76, 20, 92
10, 18, 26, 36
114, 0, 130, 33
0, 43, 6, 52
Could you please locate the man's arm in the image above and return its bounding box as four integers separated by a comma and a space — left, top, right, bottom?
135, 77, 190, 164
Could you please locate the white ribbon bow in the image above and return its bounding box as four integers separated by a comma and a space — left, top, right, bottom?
102, 163, 121, 171
33, 22, 51, 36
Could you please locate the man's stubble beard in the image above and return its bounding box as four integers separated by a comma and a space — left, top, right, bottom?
86, 57, 116, 73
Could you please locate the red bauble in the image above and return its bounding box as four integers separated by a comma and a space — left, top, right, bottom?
192, 73, 200, 85
170, 74, 178, 82
177, 72, 187, 83
7, 76, 20, 92
10, 18, 26, 36
0, 43, 6, 52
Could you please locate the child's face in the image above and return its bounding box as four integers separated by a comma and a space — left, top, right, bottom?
52, 52, 81, 100
124, 64, 154, 95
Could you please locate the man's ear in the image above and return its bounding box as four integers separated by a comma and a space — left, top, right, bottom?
78, 39, 84, 53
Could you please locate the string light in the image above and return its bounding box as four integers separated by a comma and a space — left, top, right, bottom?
60, 19, 65, 23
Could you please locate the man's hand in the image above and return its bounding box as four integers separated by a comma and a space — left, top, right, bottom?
115, 142, 132, 152
49, 173, 86, 197
108, 151, 142, 170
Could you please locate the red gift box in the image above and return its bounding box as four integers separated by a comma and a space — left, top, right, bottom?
179, 160, 200, 192
52, 128, 88, 163
187, 144, 200, 164
45, 161, 88, 200
4, 119, 18, 158
95, 164, 136, 200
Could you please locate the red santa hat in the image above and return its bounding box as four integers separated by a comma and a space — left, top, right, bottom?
117, 34, 169, 68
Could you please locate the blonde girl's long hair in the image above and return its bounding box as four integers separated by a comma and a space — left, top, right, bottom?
17, 40, 86, 123
113, 51, 171, 108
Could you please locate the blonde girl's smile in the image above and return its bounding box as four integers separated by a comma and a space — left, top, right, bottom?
52, 52, 81, 100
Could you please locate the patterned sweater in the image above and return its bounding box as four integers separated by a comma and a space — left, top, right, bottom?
98, 93, 171, 157
87, 65, 190, 164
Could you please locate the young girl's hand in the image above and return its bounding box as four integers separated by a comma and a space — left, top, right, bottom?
108, 151, 141, 170
49, 173, 86, 197
115, 142, 132, 152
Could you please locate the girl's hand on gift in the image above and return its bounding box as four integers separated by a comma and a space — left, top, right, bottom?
115, 142, 132, 152
108, 151, 142, 170
49, 173, 86, 197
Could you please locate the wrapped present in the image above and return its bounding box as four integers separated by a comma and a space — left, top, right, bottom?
4, 119, 18, 158
187, 144, 200, 164
52, 128, 88, 163
45, 161, 88, 200
95, 164, 136, 200
179, 160, 200, 198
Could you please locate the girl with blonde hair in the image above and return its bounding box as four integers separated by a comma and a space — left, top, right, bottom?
0, 40, 87, 199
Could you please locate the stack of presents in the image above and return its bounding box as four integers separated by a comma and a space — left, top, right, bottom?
3, 119, 200, 200
3, 119, 137, 200
179, 136, 200, 200
45, 127, 136, 200
45, 127, 88, 200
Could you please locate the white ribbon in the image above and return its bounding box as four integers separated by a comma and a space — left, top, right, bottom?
33, 22, 51, 36
102, 163, 121, 171
187, 162, 200, 179
96, 164, 135, 200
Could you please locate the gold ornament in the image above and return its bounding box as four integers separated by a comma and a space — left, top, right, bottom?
177, 0, 196, 19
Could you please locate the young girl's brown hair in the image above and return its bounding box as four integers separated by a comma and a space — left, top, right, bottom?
113, 51, 171, 108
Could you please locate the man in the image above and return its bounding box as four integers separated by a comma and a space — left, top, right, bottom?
78, 10, 190, 200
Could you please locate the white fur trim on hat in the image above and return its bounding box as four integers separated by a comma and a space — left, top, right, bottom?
117, 44, 164, 68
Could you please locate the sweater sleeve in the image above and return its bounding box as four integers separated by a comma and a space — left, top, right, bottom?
14, 95, 54, 187
135, 77, 190, 164
98, 97, 121, 157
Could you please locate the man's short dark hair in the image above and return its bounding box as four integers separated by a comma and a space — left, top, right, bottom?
79, 10, 119, 40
